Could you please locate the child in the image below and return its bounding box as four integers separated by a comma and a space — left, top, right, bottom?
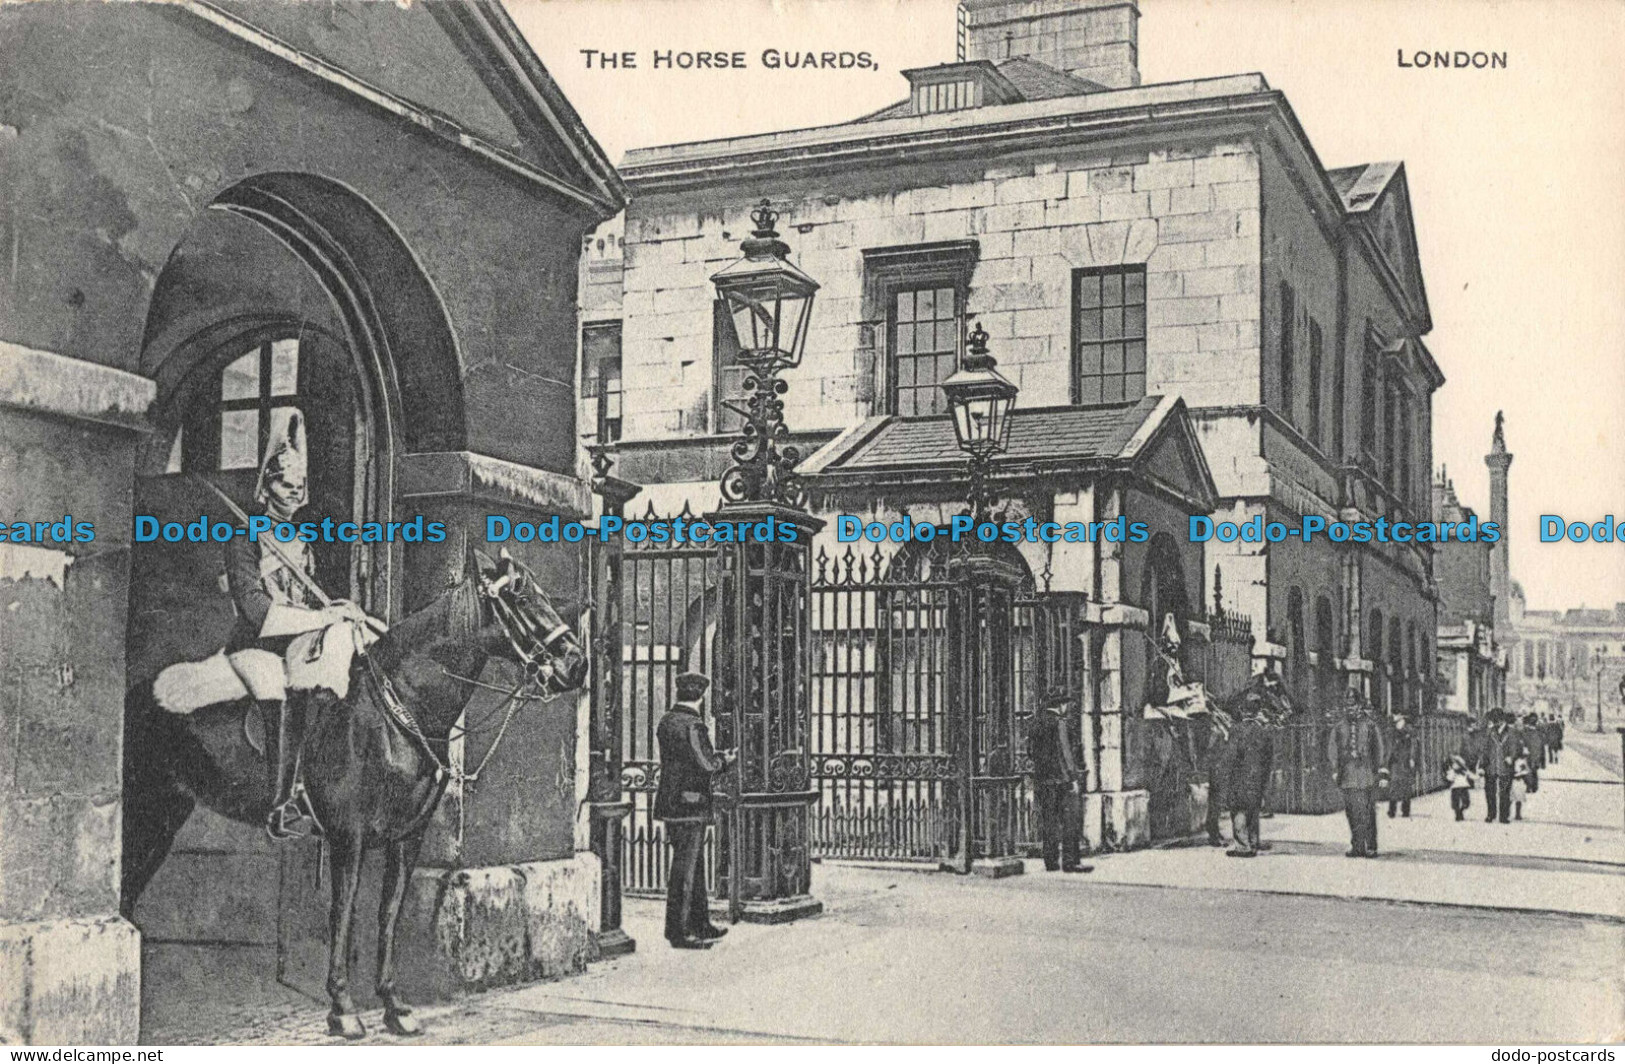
1443, 754, 1474, 822
1509, 754, 1533, 821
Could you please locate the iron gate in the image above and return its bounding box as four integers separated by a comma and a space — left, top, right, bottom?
808, 546, 1089, 865
609, 502, 725, 897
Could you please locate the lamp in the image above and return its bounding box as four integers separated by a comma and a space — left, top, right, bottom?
711, 200, 819, 508
710, 200, 819, 370
942, 321, 1018, 525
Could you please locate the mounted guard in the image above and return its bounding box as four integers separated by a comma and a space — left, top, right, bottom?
152, 412, 383, 839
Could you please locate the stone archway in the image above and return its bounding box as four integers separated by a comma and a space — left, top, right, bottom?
125, 171, 465, 1015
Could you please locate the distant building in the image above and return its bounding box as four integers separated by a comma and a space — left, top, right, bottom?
1480, 413, 1623, 726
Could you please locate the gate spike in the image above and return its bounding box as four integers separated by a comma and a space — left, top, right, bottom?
815, 547, 829, 584
840, 546, 857, 585
869, 545, 885, 580
678, 498, 695, 520
641, 498, 659, 522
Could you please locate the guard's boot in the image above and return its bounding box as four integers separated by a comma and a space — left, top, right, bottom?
263, 696, 308, 840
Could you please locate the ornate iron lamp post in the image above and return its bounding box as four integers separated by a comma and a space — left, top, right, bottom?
706, 201, 825, 922
711, 200, 819, 509
940, 321, 1025, 876
942, 322, 1018, 526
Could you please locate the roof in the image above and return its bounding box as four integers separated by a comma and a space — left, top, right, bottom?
801, 394, 1217, 511
1328, 162, 1401, 213
998, 57, 1108, 99
856, 56, 1104, 123
843, 399, 1155, 469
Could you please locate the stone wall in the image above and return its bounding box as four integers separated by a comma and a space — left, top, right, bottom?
610, 138, 1262, 445
0, 345, 153, 1044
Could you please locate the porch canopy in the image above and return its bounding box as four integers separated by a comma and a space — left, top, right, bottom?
799, 394, 1217, 518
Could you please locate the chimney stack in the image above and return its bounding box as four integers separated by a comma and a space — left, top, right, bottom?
958, 0, 1141, 90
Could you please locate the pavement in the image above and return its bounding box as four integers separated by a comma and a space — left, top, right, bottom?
1081, 728, 1625, 921
139, 729, 1625, 1045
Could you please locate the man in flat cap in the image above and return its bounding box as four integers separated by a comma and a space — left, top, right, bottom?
655, 671, 734, 948
1027, 685, 1090, 873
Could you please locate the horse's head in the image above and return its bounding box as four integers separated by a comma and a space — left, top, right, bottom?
471, 547, 591, 696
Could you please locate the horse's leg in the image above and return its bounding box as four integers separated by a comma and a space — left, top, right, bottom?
119, 777, 195, 921
324, 831, 368, 1040
376, 835, 425, 1036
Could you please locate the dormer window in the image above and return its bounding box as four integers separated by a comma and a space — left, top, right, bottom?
902, 60, 1020, 117
914, 79, 979, 114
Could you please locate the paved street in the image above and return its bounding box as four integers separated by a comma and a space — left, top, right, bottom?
143, 735, 1624, 1045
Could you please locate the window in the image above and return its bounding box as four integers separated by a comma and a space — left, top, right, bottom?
1331, 334, 1346, 460
862, 241, 979, 418
1287, 586, 1307, 695
1523, 642, 1534, 677
1361, 333, 1379, 460
1072, 266, 1146, 405
580, 321, 623, 443
891, 285, 960, 417
712, 299, 749, 434
1398, 393, 1413, 510
1383, 382, 1399, 493
1307, 319, 1323, 449
214, 338, 300, 471
1278, 283, 1295, 425
914, 79, 978, 114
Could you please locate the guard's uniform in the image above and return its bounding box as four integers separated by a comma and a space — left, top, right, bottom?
223, 533, 325, 700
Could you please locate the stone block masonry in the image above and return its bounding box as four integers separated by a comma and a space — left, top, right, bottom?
613, 142, 1263, 435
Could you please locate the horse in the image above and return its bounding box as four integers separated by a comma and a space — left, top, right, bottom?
119, 546, 589, 1039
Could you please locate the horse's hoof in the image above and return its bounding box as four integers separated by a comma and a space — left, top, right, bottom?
384, 1008, 422, 1037
328, 1012, 367, 1040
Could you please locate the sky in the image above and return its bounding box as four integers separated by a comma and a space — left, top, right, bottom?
513, 0, 1625, 612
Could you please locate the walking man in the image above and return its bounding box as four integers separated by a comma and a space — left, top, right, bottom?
1028, 685, 1090, 872
1224, 688, 1274, 858
655, 672, 734, 949
1385, 713, 1418, 818
1327, 688, 1387, 857
1476, 709, 1522, 825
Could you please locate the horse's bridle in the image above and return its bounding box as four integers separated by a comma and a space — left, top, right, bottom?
478, 565, 574, 694
366, 563, 577, 789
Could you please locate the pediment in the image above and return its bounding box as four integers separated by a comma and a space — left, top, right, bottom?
200, 0, 622, 210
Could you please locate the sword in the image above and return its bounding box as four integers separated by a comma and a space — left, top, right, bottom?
191, 473, 386, 636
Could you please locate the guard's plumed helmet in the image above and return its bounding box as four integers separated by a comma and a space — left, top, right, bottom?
255, 411, 308, 509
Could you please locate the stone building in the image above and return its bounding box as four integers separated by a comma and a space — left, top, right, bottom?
580, 0, 1442, 849
1, 0, 621, 1042
1504, 599, 1625, 729
1431, 461, 1506, 717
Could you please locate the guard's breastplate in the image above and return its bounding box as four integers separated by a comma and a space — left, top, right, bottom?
259, 540, 323, 609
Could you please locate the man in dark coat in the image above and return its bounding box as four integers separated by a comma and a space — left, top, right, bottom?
1327, 688, 1387, 857
1517, 713, 1545, 772
655, 672, 733, 948
1202, 719, 1237, 847
1475, 710, 1524, 824
1385, 714, 1418, 818
1027, 685, 1089, 872
1223, 688, 1274, 858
